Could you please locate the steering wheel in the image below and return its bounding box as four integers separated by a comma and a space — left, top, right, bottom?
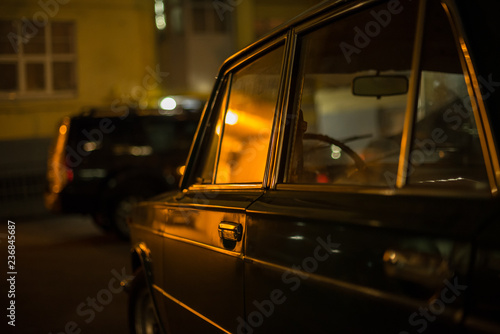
302, 133, 367, 171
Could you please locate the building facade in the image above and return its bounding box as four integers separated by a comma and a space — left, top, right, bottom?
0, 0, 157, 216
0, 0, 158, 141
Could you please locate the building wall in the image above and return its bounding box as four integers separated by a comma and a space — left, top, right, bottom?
236, 0, 322, 49
186, 34, 233, 94
0, 0, 158, 140
159, 0, 234, 96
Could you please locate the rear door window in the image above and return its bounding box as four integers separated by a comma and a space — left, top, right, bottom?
142, 117, 197, 153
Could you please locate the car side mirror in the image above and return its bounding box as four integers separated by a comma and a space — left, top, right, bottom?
352, 75, 408, 97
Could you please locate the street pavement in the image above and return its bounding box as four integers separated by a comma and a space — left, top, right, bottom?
1, 214, 132, 334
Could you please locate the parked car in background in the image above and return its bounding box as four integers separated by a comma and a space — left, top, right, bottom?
127, 0, 500, 333
45, 101, 202, 239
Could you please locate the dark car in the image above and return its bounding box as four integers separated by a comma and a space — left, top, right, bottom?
45, 105, 201, 238
127, 0, 500, 333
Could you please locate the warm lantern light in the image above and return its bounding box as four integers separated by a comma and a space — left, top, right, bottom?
225, 110, 238, 125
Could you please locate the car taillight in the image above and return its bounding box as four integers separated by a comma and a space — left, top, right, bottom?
66, 167, 74, 182
47, 117, 71, 193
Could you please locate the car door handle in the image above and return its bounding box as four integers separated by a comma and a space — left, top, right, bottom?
218, 221, 243, 242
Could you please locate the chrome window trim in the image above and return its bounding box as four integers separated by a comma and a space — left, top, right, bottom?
211, 73, 232, 185
222, 37, 287, 76
396, 0, 427, 189
189, 183, 264, 191
276, 182, 491, 199
267, 29, 297, 190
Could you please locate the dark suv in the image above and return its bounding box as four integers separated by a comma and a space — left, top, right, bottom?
45, 106, 201, 238
127, 0, 500, 333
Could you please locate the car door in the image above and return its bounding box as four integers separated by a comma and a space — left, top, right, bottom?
158, 39, 287, 333
466, 218, 500, 334
244, 0, 498, 333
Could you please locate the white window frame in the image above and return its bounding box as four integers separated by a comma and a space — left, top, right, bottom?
0, 20, 77, 100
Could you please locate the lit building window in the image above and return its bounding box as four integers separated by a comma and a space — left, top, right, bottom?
0, 20, 77, 99
155, 0, 167, 30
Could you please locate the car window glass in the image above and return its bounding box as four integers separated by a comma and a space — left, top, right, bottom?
192, 77, 229, 184
142, 119, 175, 152
143, 118, 197, 153
68, 118, 119, 156
407, 1, 489, 190
109, 118, 150, 156
286, 0, 418, 186
215, 45, 284, 184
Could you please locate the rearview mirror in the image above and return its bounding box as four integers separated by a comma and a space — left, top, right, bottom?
352, 75, 408, 97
